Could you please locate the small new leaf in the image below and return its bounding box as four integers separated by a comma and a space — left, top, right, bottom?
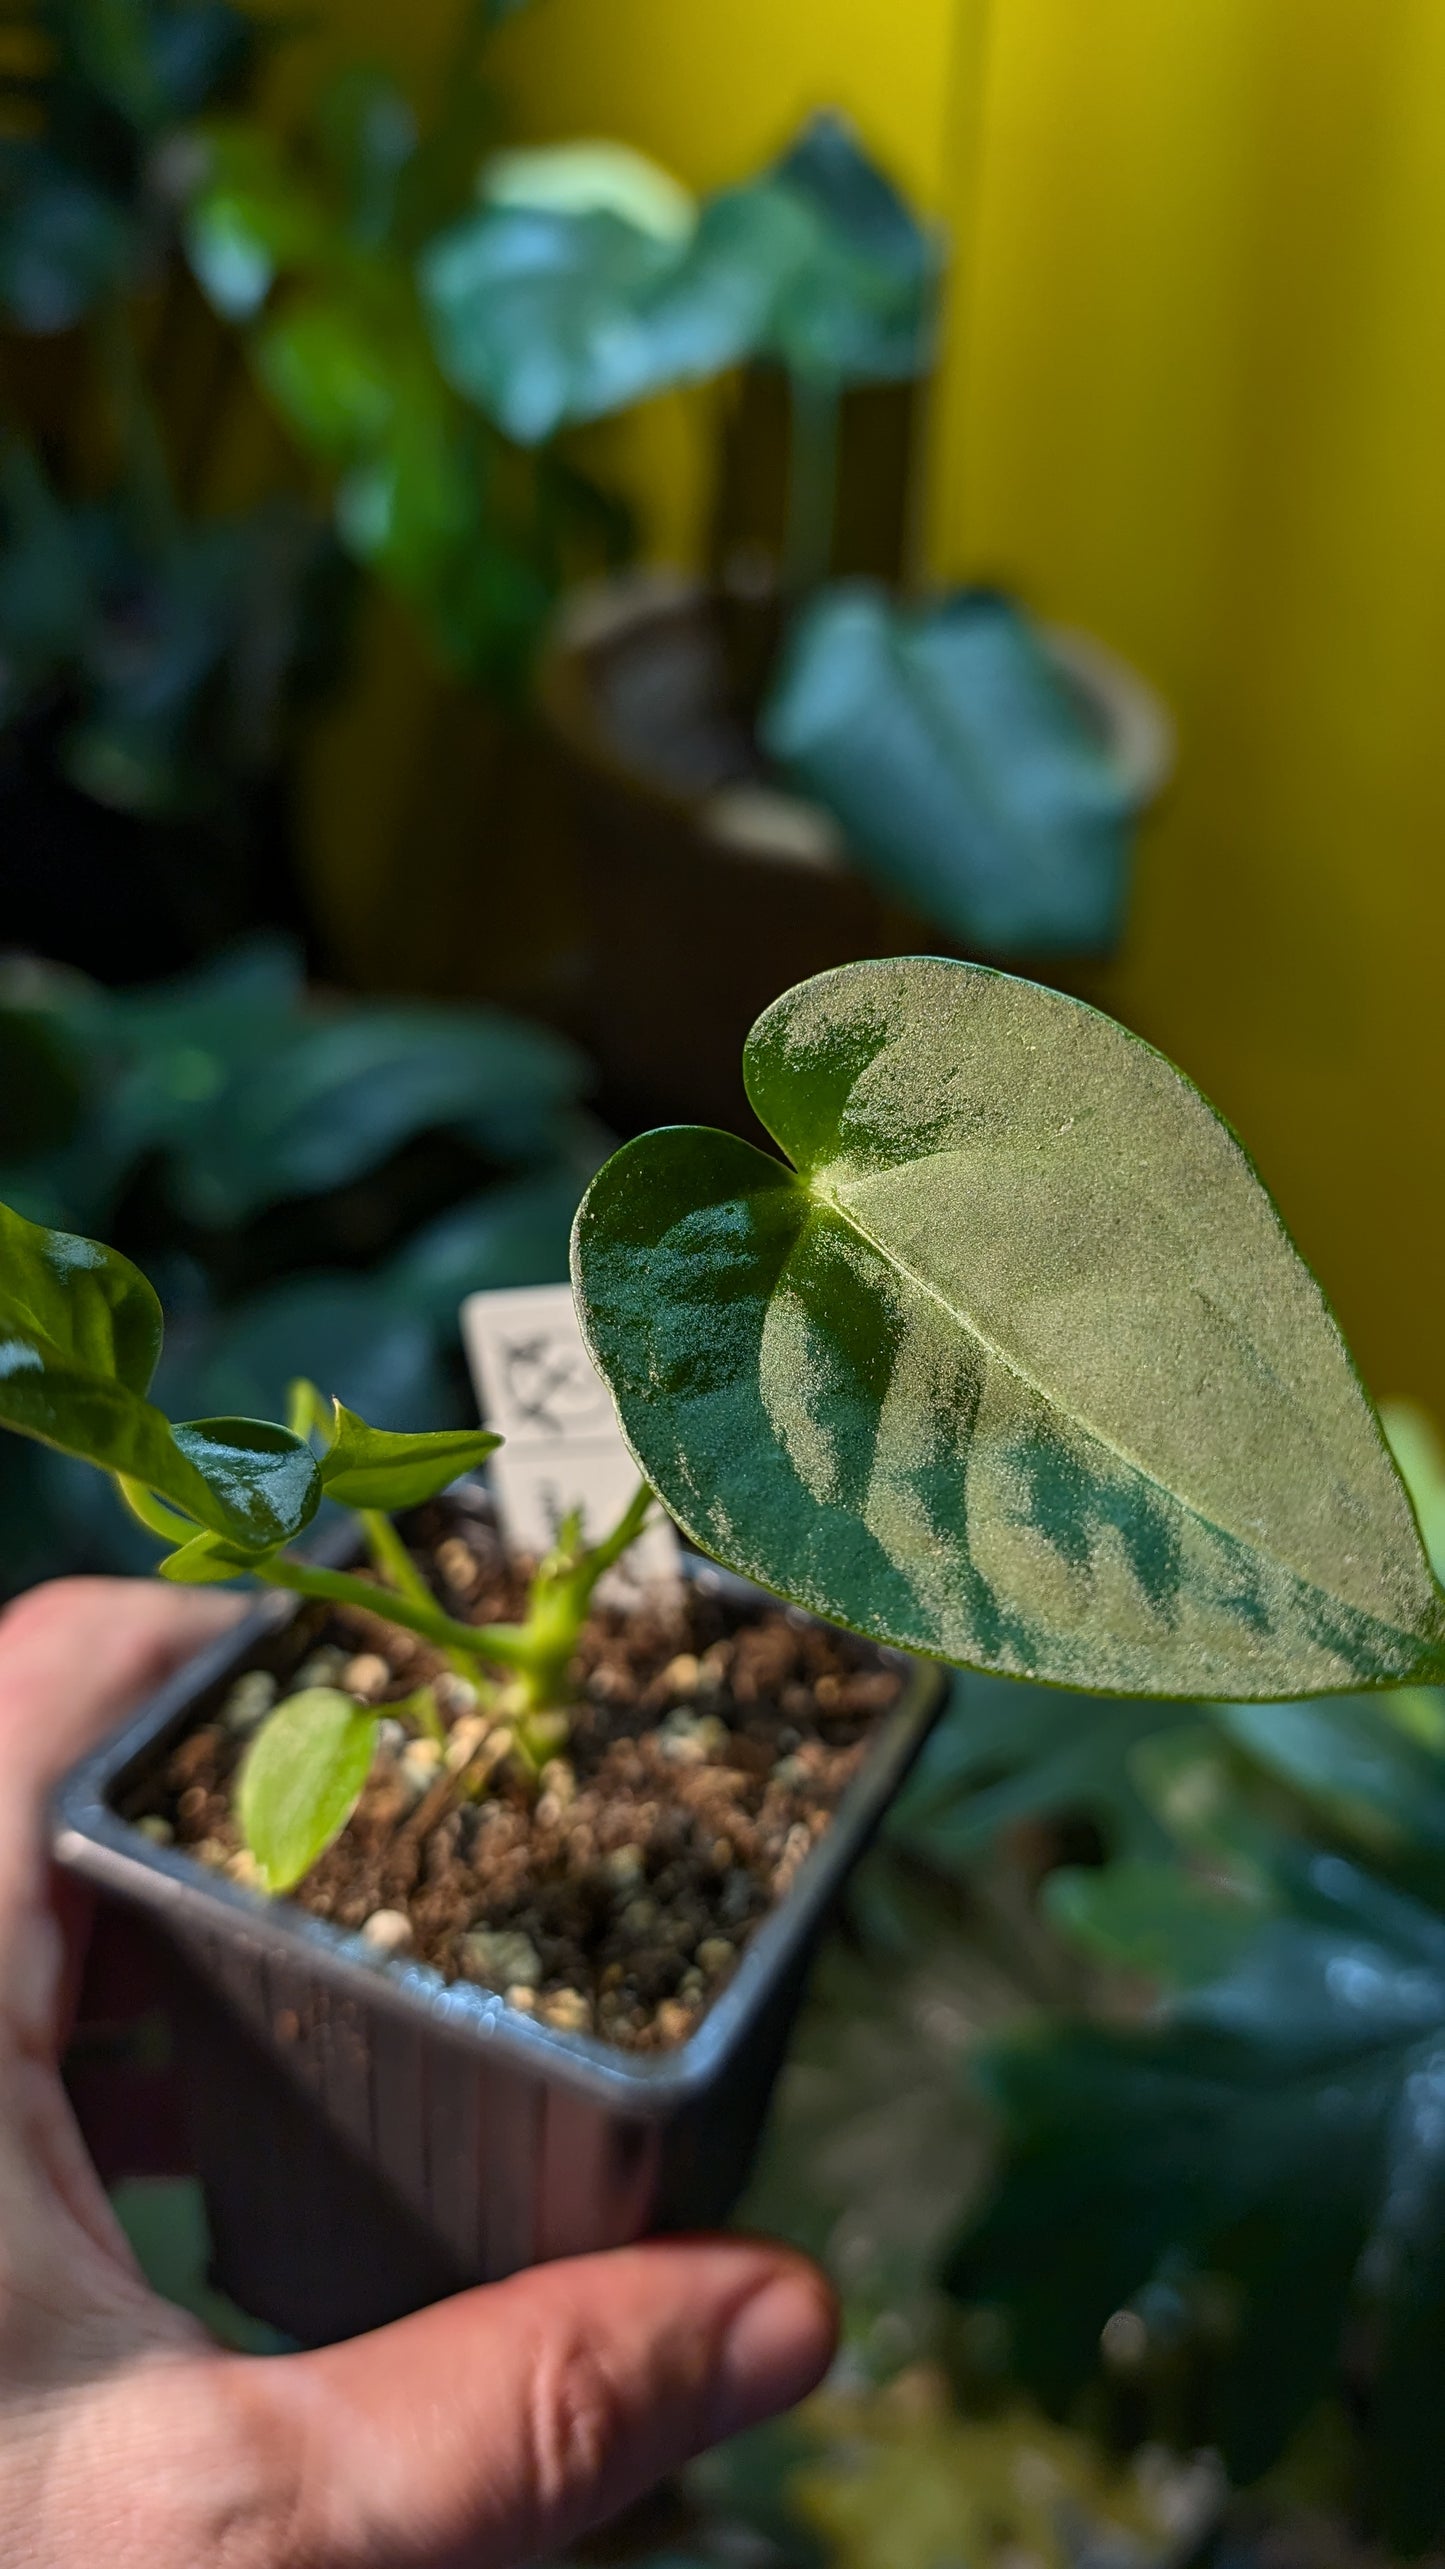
237, 1689, 379, 1892
319, 1403, 500, 1510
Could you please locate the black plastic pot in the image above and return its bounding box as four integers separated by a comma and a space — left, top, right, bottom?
53, 1562, 946, 2347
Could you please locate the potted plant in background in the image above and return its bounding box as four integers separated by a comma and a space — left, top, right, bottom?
0, 0, 347, 978
174, 56, 1172, 1128
0, 934, 598, 1593
414, 115, 1174, 1128
28, 955, 1443, 2350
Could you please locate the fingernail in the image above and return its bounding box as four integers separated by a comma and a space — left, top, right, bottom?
710, 2263, 837, 2442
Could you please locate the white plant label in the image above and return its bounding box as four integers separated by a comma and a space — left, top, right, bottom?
460, 1282, 679, 1586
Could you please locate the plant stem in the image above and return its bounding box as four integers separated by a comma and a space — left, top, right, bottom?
264, 1555, 536, 1668
362, 1507, 477, 1679
783, 367, 842, 598
362, 1509, 437, 1614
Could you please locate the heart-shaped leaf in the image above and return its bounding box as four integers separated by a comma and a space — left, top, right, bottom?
319, 1402, 499, 1510
572, 958, 1445, 1700
236, 1688, 379, 1891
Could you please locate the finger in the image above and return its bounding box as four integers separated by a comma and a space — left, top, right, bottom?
269, 2236, 837, 2569
0, 1576, 241, 1799
0, 1579, 240, 2034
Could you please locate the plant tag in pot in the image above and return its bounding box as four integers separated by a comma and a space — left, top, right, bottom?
461, 1282, 679, 1592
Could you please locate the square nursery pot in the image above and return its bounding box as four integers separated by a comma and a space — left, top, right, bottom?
53, 1560, 946, 2347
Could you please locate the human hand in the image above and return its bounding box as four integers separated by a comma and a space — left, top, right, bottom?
0, 1578, 836, 2568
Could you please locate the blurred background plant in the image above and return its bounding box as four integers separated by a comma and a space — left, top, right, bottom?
0, 0, 351, 974
0, 933, 598, 1590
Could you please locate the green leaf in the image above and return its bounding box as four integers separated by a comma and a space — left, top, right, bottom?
170, 1416, 322, 1550
0, 1197, 321, 1547
1218, 1690, 1445, 1857
943, 1852, 1445, 2536
1042, 1856, 1269, 1987
572, 957, 1445, 1700
160, 1001, 585, 1225
420, 112, 935, 445
762, 587, 1136, 955
236, 1688, 379, 1892
319, 1402, 499, 1509
184, 122, 332, 319
747, 109, 937, 383
0, 1197, 161, 1394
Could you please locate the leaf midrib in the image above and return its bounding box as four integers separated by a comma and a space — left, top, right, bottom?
806, 1164, 1421, 1654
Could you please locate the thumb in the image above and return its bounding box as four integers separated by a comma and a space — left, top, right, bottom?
263, 2236, 836, 2569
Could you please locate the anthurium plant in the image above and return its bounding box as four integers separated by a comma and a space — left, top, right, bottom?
571, 955, 1445, 1704
0, 1193, 651, 1887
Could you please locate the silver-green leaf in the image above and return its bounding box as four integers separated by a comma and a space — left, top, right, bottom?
572, 957, 1445, 1701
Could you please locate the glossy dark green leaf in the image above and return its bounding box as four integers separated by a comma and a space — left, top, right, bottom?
0, 1198, 320, 1545
944, 1851, 1445, 2528
319, 1403, 499, 1510
762, 588, 1135, 955
572, 957, 1445, 1699
236, 1688, 378, 1891
0, 1197, 161, 1395
170, 1415, 321, 1549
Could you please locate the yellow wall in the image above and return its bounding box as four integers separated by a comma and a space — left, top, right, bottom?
940, 0, 1445, 1417
299, 0, 1445, 1414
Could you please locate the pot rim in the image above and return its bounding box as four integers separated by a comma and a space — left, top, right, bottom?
52, 1553, 945, 2121
538, 568, 1176, 859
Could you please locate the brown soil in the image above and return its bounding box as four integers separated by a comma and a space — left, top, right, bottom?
140, 1494, 905, 2053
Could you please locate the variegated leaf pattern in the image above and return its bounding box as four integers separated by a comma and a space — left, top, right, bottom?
572, 958, 1445, 1699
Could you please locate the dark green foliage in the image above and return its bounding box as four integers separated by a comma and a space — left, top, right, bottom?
420, 112, 938, 445
183, 46, 633, 684
945, 1845, 1445, 2551
761, 586, 1138, 956
0, 940, 597, 1590
0, 2, 340, 831
0, 0, 256, 336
